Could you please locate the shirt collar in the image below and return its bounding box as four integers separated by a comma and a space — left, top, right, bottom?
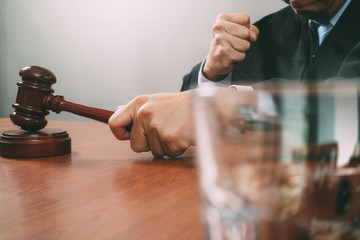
309, 0, 351, 27
329, 0, 351, 26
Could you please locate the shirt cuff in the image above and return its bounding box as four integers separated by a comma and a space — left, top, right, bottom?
229, 85, 254, 92
198, 58, 232, 88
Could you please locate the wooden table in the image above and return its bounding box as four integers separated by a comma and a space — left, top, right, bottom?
0, 118, 204, 240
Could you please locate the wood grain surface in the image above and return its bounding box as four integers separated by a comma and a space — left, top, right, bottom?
0, 118, 204, 240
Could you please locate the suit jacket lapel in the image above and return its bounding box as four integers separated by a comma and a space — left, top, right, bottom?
310, 0, 360, 81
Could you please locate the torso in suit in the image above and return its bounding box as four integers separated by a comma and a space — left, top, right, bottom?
181, 0, 360, 91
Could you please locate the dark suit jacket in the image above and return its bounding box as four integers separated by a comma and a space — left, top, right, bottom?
181, 1, 360, 91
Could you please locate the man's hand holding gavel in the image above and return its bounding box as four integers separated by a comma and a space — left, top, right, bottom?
108, 91, 195, 158
7, 66, 240, 158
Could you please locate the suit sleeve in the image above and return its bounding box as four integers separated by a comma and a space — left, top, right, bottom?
180, 62, 202, 91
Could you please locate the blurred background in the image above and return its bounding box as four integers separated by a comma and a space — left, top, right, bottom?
0, 0, 286, 120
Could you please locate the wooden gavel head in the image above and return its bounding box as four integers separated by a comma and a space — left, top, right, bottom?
2, 65, 114, 158
10, 66, 57, 132
10, 66, 114, 133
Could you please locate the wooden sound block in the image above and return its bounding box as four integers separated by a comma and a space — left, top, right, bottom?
0, 128, 71, 158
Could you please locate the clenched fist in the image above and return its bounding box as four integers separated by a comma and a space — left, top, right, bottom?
109, 91, 194, 158
203, 13, 259, 81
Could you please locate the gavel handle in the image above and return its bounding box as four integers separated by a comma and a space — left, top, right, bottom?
44, 95, 114, 123
60, 100, 114, 123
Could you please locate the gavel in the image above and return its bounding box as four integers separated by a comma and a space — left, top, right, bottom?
0, 66, 117, 158
10, 65, 114, 131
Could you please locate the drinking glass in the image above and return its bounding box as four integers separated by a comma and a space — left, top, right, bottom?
192, 80, 360, 240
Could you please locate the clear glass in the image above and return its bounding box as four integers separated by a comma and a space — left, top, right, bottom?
192, 81, 360, 240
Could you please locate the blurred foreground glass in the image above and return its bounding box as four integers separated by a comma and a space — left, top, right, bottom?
192, 81, 360, 240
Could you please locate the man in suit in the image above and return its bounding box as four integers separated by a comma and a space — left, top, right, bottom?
109, 0, 360, 157
181, 0, 359, 90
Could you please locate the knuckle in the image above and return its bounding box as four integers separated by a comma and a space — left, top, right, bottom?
130, 142, 142, 153
137, 105, 152, 121
132, 95, 148, 106
152, 151, 165, 158
240, 14, 250, 24
235, 52, 246, 62
217, 13, 227, 20
213, 33, 223, 44
108, 117, 116, 129
130, 140, 147, 153
160, 132, 176, 145
242, 40, 251, 50
180, 140, 191, 151
169, 144, 181, 155
148, 121, 160, 132
212, 22, 223, 33
166, 141, 188, 158
243, 29, 250, 39
166, 145, 180, 157
217, 45, 230, 56
166, 149, 182, 158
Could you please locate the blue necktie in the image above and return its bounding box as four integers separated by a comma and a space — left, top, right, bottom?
318, 23, 333, 45
309, 21, 333, 48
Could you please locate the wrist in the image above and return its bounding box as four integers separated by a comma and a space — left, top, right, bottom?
203, 65, 230, 82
